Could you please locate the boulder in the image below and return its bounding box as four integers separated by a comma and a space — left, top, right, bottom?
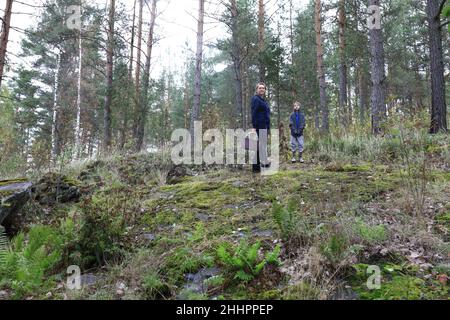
166, 165, 188, 185
0, 179, 32, 226
31, 173, 81, 206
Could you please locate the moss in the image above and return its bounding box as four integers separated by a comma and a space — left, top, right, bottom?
163, 247, 214, 285
351, 263, 450, 300
254, 289, 282, 300
63, 176, 82, 187
283, 282, 320, 300
0, 178, 28, 187
325, 163, 371, 173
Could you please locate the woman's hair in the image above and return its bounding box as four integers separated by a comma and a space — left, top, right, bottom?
255, 82, 266, 95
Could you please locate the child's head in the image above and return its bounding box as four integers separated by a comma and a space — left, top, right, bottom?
293, 101, 301, 111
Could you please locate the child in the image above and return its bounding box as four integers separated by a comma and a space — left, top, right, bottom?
289, 102, 306, 163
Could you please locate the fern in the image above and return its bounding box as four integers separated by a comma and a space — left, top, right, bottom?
0, 227, 9, 269
216, 239, 280, 284
272, 202, 297, 240
265, 245, 281, 266
1, 225, 64, 298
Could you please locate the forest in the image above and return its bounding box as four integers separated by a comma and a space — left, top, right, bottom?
0, 0, 449, 301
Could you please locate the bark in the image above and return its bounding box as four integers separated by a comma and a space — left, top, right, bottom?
189, 0, 205, 141
51, 51, 61, 164
338, 0, 348, 126
135, 0, 157, 152
427, 0, 447, 133
258, 0, 266, 83
315, 0, 329, 133
133, 0, 144, 139
119, 0, 138, 150
0, 0, 13, 89
184, 74, 189, 129
368, 0, 386, 135
103, 0, 115, 150
230, 0, 243, 129
358, 62, 369, 124
289, 0, 296, 99
74, 13, 83, 159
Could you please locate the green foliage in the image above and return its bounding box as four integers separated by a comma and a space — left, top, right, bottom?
443, 5, 450, 31
216, 240, 281, 283
283, 281, 320, 300
320, 233, 350, 266
353, 218, 387, 243
272, 201, 317, 246
143, 271, 169, 299
0, 225, 63, 298
352, 263, 449, 300
272, 201, 297, 241
164, 247, 214, 285
75, 178, 144, 267
0, 227, 8, 268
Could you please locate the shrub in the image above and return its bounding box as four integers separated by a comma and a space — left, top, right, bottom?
272, 201, 318, 246
77, 193, 129, 267
216, 239, 281, 283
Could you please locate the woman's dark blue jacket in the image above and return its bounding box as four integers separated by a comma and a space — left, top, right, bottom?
251, 95, 271, 130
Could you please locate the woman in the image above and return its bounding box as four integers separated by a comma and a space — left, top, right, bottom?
251, 82, 271, 173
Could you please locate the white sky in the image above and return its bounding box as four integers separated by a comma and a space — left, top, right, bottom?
1, 0, 309, 85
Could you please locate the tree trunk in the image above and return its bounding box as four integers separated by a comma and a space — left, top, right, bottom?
103, 0, 115, 151
133, 0, 144, 138
189, 0, 205, 141
0, 0, 13, 89
135, 0, 157, 152
289, 0, 295, 99
358, 62, 369, 124
427, 0, 447, 133
368, 0, 386, 135
258, 0, 266, 83
51, 51, 61, 164
74, 14, 83, 159
230, 0, 243, 129
338, 0, 348, 127
120, 0, 138, 150
315, 0, 329, 133
184, 74, 190, 129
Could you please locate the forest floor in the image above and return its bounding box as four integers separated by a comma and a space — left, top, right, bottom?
1, 132, 449, 300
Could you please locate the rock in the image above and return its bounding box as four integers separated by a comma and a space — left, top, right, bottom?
0, 290, 9, 300
115, 282, 127, 296
0, 179, 32, 227
31, 173, 80, 206
181, 267, 221, 298
196, 213, 212, 222
166, 165, 187, 185
232, 180, 244, 188
141, 233, 156, 241
80, 274, 98, 287
252, 228, 273, 238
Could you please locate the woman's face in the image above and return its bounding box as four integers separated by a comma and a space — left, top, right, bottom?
257, 85, 266, 96
294, 104, 300, 111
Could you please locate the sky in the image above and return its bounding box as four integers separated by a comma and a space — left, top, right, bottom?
0, 0, 309, 84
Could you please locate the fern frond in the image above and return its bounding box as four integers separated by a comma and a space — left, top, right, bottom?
0, 227, 9, 266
